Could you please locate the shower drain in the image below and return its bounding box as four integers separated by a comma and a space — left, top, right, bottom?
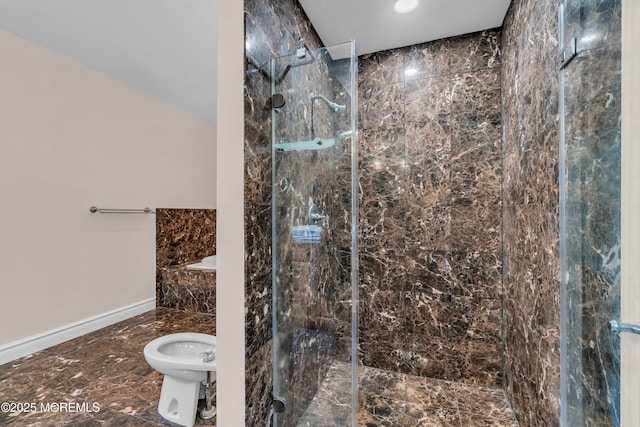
397, 413, 418, 426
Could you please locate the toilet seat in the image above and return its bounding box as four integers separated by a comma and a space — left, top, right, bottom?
144, 333, 216, 379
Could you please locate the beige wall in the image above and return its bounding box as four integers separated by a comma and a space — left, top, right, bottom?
215, 0, 245, 424
0, 29, 216, 346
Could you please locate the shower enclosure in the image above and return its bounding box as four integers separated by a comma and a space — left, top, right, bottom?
270, 40, 358, 426
559, 0, 623, 425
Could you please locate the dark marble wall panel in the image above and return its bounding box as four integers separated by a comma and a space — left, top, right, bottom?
501, 0, 621, 424
244, 1, 327, 425
156, 209, 216, 268
156, 267, 216, 315
155, 208, 217, 315
501, 0, 562, 426
244, 3, 622, 425
561, 1, 622, 426
245, 341, 273, 427
358, 29, 503, 387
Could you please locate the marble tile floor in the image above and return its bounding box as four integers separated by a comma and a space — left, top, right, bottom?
0, 308, 217, 426
301, 361, 520, 427
0, 307, 519, 426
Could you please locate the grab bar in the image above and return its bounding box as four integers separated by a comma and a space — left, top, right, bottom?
89, 206, 155, 214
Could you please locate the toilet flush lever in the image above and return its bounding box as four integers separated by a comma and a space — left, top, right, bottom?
201, 348, 215, 362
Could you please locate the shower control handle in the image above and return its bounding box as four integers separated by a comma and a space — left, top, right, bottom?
308, 204, 325, 225
607, 320, 640, 335
272, 396, 287, 413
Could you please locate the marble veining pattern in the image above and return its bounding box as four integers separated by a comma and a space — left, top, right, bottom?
269, 42, 356, 426
244, 0, 328, 425
155, 208, 217, 315
501, 0, 562, 426
358, 29, 503, 386
299, 362, 519, 427
156, 208, 216, 268
560, 0, 622, 425
0, 308, 216, 426
156, 267, 216, 315
499, 0, 621, 425
0, 311, 518, 427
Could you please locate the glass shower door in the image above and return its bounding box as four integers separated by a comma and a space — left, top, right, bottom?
559, 1, 623, 425
270, 41, 358, 427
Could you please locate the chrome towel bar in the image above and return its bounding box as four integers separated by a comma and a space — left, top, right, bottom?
89, 206, 155, 214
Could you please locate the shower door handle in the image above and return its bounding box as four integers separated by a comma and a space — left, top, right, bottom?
608, 320, 640, 335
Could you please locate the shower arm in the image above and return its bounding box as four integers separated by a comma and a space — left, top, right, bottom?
311, 94, 346, 113
309, 94, 346, 140
311, 99, 316, 140
274, 38, 316, 85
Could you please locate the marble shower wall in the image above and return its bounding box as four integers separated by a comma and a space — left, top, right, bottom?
155, 208, 216, 314
561, 0, 622, 425
502, 0, 620, 426
501, 0, 562, 426
500, 1, 620, 425
358, 30, 504, 386
244, 1, 325, 425
244, 2, 621, 426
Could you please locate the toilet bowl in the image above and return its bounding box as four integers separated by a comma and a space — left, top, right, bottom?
144, 332, 216, 427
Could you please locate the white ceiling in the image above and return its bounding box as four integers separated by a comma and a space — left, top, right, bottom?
0, 0, 218, 123
0, 0, 511, 124
299, 0, 512, 56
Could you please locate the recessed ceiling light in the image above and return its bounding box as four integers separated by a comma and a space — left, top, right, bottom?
394, 0, 418, 14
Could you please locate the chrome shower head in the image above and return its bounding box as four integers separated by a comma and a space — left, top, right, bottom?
310, 94, 346, 114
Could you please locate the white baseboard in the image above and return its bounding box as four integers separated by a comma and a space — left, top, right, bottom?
0, 298, 156, 365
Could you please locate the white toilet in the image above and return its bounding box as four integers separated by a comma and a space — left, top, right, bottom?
143, 332, 217, 427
